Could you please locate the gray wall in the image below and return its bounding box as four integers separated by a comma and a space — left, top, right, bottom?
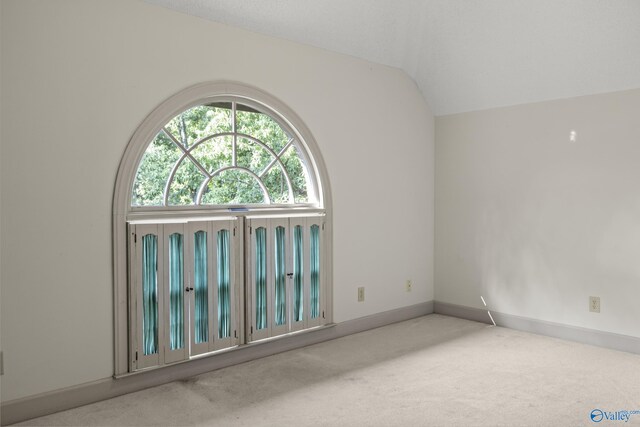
436, 89, 640, 338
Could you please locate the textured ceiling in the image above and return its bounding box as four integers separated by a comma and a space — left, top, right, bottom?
144, 0, 640, 116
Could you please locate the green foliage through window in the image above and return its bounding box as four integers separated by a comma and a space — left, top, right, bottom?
132, 102, 312, 207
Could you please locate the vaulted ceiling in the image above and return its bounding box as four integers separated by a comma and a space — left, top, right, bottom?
145, 0, 640, 116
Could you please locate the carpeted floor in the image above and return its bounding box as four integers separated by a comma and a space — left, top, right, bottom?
13, 314, 640, 426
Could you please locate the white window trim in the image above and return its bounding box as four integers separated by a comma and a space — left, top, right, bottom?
113, 81, 333, 376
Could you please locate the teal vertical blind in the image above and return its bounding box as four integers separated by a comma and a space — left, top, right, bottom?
310, 224, 320, 319
217, 229, 231, 339
255, 227, 267, 330
194, 230, 209, 344
142, 234, 159, 355
293, 225, 304, 322
274, 226, 287, 326
168, 233, 184, 350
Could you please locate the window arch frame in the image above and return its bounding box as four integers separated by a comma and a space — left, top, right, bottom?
131, 96, 321, 210
113, 81, 333, 376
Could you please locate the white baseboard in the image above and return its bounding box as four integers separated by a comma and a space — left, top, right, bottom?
434, 301, 640, 355
1, 301, 434, 426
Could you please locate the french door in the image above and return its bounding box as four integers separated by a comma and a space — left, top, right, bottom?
186, 221, 239, 357
129, 219, 239, 370
129, 215, 324, 371
246, 216, 325, 342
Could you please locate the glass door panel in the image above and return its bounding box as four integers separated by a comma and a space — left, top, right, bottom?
142, 233, 159, 356
189, 222, 213, 356
131, 223, 163, 369
307, 219, 323, 327
271, 220, 289, 336
255, 226, 268, 332
248, 219, 270, 342
213, 220, 238, 350
217, 229, 231, 339
164, 224, 188, 363
290, 218, 306, 332
194, 230, 209, 344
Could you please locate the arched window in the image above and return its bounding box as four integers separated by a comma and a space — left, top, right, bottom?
131, 101, 318, 207
113, 82, 331, 375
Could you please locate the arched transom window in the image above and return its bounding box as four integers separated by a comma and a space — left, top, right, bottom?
132, 100, 317, 208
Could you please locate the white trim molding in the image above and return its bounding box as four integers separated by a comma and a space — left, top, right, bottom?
434, 301, 640, 355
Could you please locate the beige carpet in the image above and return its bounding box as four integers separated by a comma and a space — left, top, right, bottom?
14, 314, 640, 426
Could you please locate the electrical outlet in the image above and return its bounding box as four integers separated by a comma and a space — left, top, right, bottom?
405, 279, 412, 292
357, 286, 365, 302
589, 296, 600, 313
